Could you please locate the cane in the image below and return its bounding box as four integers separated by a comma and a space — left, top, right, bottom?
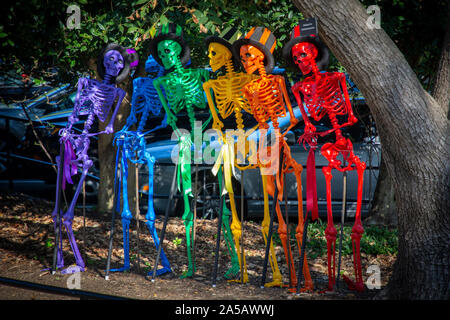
135, 161, 141, 274
192, 164, 199, 273
260, 148, 284, 288
240, 169, 245, 284
212, 169, 225, 287
151, 163, 178, 281
296, 210, 309, 294
105, 146, 122, 280
52, 141, 65, 274
336, 164, 348, 290
283, 170, 293, 289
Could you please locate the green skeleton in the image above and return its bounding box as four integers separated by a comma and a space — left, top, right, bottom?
152, 25, 233, 278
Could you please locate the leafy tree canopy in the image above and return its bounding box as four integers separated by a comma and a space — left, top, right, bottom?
1, 0, 446, 89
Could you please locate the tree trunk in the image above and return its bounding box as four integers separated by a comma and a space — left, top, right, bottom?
431, 1, 450, 116
365, 156, 397, 226
292, 0, 450, 299
95, 65, 136, 214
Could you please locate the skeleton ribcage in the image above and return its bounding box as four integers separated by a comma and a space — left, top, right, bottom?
213, 77, 249, 120
132, 77, 163, 116
166, 72, 206, 114
245, 76, 285, 127
75, 79, 117, 123
303, 75, 346, 121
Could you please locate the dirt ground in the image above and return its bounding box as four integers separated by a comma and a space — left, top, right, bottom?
0, 192, 395, 300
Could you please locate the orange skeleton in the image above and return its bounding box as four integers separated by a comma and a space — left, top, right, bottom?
235, 27, 313, 291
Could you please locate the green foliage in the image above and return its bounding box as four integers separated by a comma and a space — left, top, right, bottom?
266, 219, 397, 260
1, 1, 445, 89
298, 219, 398, 259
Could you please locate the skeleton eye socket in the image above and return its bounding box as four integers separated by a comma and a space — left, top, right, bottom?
211, 51, 216, 56
301, 53, 307, 58
110, 57, 114, 61
245, 53, 251, 58
164, 48, 170, 54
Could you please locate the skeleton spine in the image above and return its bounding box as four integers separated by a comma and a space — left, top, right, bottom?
225, 59, 234, 76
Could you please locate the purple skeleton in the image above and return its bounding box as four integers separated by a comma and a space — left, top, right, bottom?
51, 44, 130, 274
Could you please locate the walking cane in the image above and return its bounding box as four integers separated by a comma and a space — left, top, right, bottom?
296, 209, 309, 294
283, 170, 293, 289
240, 169, 245, 284
52, 141, 65, 274
192, 164, 199, 273
260, 148, 284, 288
105, 146, 122, 280
212, 169, 225, 287
151, 163, 178, 281
336, 161, 348, 290
135, 161, 141, 274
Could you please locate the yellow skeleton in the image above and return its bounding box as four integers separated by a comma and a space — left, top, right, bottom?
203, 40, 258, 283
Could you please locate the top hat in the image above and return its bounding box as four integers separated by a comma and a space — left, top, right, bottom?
232, 26, 277, 74
150, 23, 190, 68
97, 43, 131, 84
282, 17, 329, 72
204, 26, 242, 69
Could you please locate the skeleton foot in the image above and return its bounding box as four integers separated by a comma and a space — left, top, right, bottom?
110, 266, 130, 273
148, 266, 172, 277
227, 269, 249, 284
61, 265, 85, 274
223, 264, 240, 280
180, 268, 194, 279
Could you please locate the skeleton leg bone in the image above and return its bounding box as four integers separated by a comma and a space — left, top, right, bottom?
60, 159, 92, 274
260, 174, 283, 287
110, 155, 132, 272
322, 165, 337, 291
144, 155, 171, 276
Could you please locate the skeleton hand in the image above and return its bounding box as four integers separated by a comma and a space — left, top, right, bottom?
166, 112, 177, 128
298, 122, 318, 148
104, 124, 114, 134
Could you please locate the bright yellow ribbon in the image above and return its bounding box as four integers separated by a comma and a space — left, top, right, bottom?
212, 136, 236, 195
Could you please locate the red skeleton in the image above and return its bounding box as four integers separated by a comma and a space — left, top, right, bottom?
288, 25, 367, 292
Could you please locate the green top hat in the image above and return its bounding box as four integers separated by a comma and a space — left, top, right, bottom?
150, 23, 190, 68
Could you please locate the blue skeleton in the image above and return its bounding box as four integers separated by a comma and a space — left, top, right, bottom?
110, 55, 171, 276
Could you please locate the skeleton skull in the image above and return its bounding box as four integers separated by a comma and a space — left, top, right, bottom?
103, 50, 124, 77
239, 45, 264, 75
157, 40, 182, 70
208, 42, 231, 72
145, 54, 162, 75
292, 42, 318, 75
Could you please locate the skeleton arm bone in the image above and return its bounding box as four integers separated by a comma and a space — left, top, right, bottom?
318, 73, 358, 137
276, 75, 298, 136
62, 78, 88, 137
103, 87, 126, 134
291, 81, 318, 147
203, 81, 225, 132
152, 77, 181, 139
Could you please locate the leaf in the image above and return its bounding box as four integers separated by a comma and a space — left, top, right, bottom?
135, 0, 148, 5
0, 32, 7, 38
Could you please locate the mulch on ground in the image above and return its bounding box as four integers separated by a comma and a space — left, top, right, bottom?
0, 192, 395, 300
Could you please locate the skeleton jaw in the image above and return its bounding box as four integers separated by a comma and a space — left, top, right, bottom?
157, 40, 182, 70
240, 45, 264, 75
208, 43, 231, 72
292, 42, 318, 76
103, 50, 124, 77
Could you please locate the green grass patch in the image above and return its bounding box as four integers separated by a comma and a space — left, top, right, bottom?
272, 219, 398, 259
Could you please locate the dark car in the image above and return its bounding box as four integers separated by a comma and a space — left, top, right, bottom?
137, 69, 380, 221
0, 83, 100, 201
